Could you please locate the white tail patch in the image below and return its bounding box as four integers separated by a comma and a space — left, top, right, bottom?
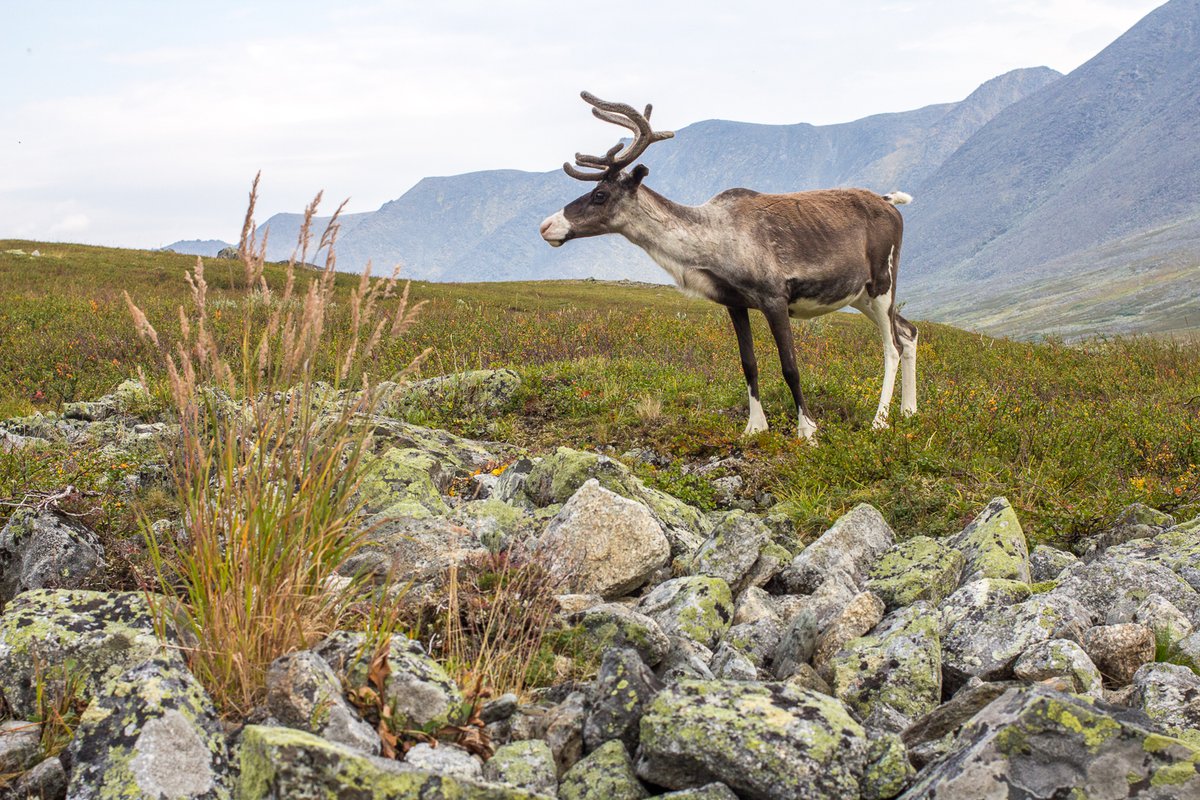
883, 191, 912, 206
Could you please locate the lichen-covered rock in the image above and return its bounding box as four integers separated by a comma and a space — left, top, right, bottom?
715, 616, 783, 672
1136, 517, 1200, 593
404, 742, 484, 781
0, 719, 42, 774
1029, 544, 1077, 583
264, 650, 380, 755
686, 511, 768, 592
61, 379, 154, 422
900, 681, 1019, 769
655, 637, 715, 684
829, 602, 942, 733
525, 448, 643, 508
237, 724, 540, 799
655, 784, 738, 799
64, 654, 231, 800
382, 369, 521, 418
866, 535, 964, 610
778, 504, 896, 594
1075, 502, 1175, 557
772, 604, 820, 681
484, 739, 559, 797
539, 480, 669, 599
741, 542, 790, 590
341, 516, 487, 585
356, 446, 453, 519
0, 589, 170, 718
0, 509, 105, 605
314, 631, 462, 732
573, 604, 671, 667
1173, 630, 1200, 673
454, 499, 538, 552
862, 732, 915, 800
637, 577, 734, 651
6, 754, 67, 800
731, 586, 778, 627
1133, 593, 1195, 644
1132, 663, 1200, 746
545, 691, 589, 777
1050, 542, 1200, 629
785, 663, 833, 696
948, 497, 1030, 584
636, 680, 879, 800
812, 591, 887, 676
1081, 623, 1156, 686
897, 685, 1200, 799
710, 645, 757, 680
558, 740, 647, 800
1013, 638, 1104, 699
639, 486, 713, 559
584, 647, 661, 753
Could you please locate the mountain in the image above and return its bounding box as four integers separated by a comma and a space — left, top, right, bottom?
256, 67, 1061, 281
901, 0, 1200, 326
161, 239, 233, 257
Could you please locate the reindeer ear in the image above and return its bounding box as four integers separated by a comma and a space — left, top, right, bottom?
628, 164, 650, 187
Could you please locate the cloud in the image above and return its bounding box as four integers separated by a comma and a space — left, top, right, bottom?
49, 213, 91, 234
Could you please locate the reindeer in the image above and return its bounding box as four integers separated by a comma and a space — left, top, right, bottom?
539, 92, 918, 442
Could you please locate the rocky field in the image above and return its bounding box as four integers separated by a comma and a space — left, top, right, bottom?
2, 373, 1199, 799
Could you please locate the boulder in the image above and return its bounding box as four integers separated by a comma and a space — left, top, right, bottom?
381, 369, 521, 417
778, 504, 896, 594
558, 740, 647, 800
1132, 663, 1200, 745
863, 732, 915, 800
828, 602, 942, 733
772, 605, 820, 681
709, 645, 757, 680
948, 497, 1030, 584
0, 589, 169, 718
6, 755, 67, 799
898, 685, 1200, 799
484, 739, 559, 797
539, 480, 669, 599
340, 516, 486, 585
686, 511, 769, 592
525, 448, 643, 507
654, 637, 715, 684
655, 785, 738, 799
866, 535, 964, 610
0, 510, 106, 604
636, 680, 891, 800
636, 577, 734, 651
900, 681, 1019, 769
811, 591, 887, 677
0, 719, 42, 774
264, 650, 380, 754
545, 691, 589, 776
64, 654, 231, 800
1012, 638, 1104, 699
1133, 593, 1194, 644
584, 647, 661, 753
715, 616, 783, 671
1075, 502, 1175, 557
1029, 544, 1077, 583
572, 603, 671, 667
404, 742, 484, 781
1050, 542, 1200, 628
1080, 623, 1156, 686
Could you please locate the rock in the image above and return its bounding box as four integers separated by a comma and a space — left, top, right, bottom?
573, 604, 671, 667
1013, 638, 1104, 699
559, 740, 647, 800
356, 446, 454, 519
866, 535, 964, 610
654, 637, 715, 684
525, 448, 643, 508
772, 605, 820, 680
0, 510, 106, 604
1050, 544, 1200, 629
405, 742, 484, 780
1076, 502, 1175, 557
1173, 630, 1200, 673
1133, 518, 1200, 594
237, 724, 541, 798
686, 511, 769, 593
545, 691, 589, 776
1081, 623, 1156, 686
1134, 593, 1195, 645
898, 685, 1200, 799
264, 650, 380, 755
636, 680, 885, 800
455, 499, 539, 552
0, 589, 170, 718
382, 369, 521, 417
655, 785, 739, 799
948, 497, 1030, 584
709, 645, 757, 680
900, 681, 1019, 769
741, 542, 789, 590
715, 616, 782, 672
584, 647, 661, 753
862, 732, 915, 800
1132, 663, 1200, 745
731, 586, 778, 627
484, 739, 559, 797
314, 631, 462, 732
539, 480, 670, 599
1029, 544, 1077, 582
812, 591, 887, 676
0, 719, 42, 774
341, 516, 486, 585
481, 693, 520, 725
778, 504, 896, 594
64, 654, 231, 800
639, 486, 712, 559
7, 755, 67, 800
829, 602, 942, 733
784, 663, 833, 695
636, 577, 734, 651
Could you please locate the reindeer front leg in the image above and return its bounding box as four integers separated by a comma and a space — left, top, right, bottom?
762, 302, 818, 443
728, 306, 767, 435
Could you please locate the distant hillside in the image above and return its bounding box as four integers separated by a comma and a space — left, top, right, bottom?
161, 239, 233, 257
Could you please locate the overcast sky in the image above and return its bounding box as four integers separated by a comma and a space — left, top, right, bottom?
1, 0, 1164, 249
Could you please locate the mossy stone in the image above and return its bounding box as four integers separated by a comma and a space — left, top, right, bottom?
559, 740, 648, 800
867, 535, 965, 610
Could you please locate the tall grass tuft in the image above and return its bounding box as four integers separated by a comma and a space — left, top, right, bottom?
126, 174, 426, 717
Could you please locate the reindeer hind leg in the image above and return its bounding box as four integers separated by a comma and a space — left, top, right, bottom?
896, 314, 918, 416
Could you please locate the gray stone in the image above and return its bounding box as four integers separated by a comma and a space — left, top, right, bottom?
1081, 623, 1156, 686
264, 650, 380, 755
382, 369, 521, 417
573, 603, 671, 667
1132, 663, 1200, 748
772, 605, 820, 680
784, 663, 833, 696
829, 602, 942, 733
1013, 638, 1104, 699
481, 692, 520, 725
862, 732, 915, 800
484, 740, 559, 797
654, 637, 715, 684
778, 504, 896, 594
1076, 502, 1175, 557
812, 591, 887, 677
559, 740, 647, 800
898, 685, 1200, 799
636, 680, 889, 800
545, 691, 589, 776
1050, 542, 1200, 629
709, 645, 757, 680
0, 510, 105, 605
948, 497, 1030, 584
1029, 544, 1077, 583
716, 616, 783, 671
686, 511, 769, 593
64, 654, 231, 800
0, 719, 42, 774
584, 647, 661, 753
655, 785, 739, 800
524, 448, 643, 507
731, 586, 778, 627
404, 742, 483, 780
540, 480, 670, 599
7, 754, 67, 799
636, 577, 734, 651
900, 681, 1019, 769
867, 535, 964, 610
1134, 593, 1195, 645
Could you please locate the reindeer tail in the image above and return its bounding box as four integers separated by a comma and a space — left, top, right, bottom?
882, 191, 913, 206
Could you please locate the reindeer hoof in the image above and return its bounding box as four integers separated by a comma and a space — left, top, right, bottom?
797, 413, 818, 444
743, 422, 769, 436
873, 416, 891, 430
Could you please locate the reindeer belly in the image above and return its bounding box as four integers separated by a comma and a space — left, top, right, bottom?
788, 288, 864, 319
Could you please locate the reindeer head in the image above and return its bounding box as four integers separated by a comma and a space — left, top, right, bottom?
540, 92, 674, 247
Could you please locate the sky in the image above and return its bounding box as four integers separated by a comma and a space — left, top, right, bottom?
0, 0, 1166, 249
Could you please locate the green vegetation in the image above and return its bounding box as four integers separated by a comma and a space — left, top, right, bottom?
2, 234, 1198, 560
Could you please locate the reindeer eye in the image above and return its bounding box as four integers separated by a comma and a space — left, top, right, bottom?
591, 190, 609, 204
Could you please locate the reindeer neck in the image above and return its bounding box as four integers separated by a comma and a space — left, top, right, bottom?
616, 187, 729, 278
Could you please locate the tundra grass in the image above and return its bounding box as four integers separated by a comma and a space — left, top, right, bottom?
2, 240, 1198, 555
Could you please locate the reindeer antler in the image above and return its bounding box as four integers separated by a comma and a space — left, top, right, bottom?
564, 91, 675, 181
